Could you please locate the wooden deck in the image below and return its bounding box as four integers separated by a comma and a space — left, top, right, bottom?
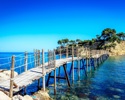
0, 57, 80, 92
0, 46, 109, 98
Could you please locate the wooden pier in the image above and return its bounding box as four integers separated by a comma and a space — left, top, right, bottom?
0, 46, 109, 99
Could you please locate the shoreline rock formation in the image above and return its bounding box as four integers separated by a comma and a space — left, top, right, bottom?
108, 41, 125, 56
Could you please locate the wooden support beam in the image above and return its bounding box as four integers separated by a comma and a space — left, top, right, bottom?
34, 49, 36, 67
66, 46, 68, 58
63, 64, 70, 87
24, 52, 28, 72
38, 50, 40, 66
9, 55, 15, 99
54, 49, 56, 95
38, 79, 40, 89
72, 46, 74, 81
42, 49, 45, 91
24, 87, 26, 95
49, 76, 66, 79
54, 69, 56, 95
46, 72, 51, 86
48, 49, 50, 66
58, 67, 61, 82
81, 59, 87, 77
78, 60, 80, 80
69, 62, 73, 75
59, 47, 61, 59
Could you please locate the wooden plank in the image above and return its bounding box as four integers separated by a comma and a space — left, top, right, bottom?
0, 55, 108, 94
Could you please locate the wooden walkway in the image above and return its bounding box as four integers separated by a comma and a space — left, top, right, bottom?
0, 46, 109, 98
0, 57, 79, 90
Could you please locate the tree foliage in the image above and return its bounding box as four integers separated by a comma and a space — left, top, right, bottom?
57, 28, 125, 49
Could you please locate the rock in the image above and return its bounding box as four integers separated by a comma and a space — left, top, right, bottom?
96, 96, 108, 100
0, 91, 11, 100
33, 89, 52, 100
115, 88, 124, 93
13, 95, 24, 100
0, 73, 9, 80
109, 41, 125, 56
0, 70, 18, 81
24, 95, 33, 100
69, 95, 79, 100
60, 95, 69, 100
113, 95, 121, 99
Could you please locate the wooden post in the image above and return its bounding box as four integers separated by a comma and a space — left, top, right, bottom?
38, 50, 40, 66
9, 55, 15, 98
48, 49, 49, 66
89, 49, 91, 71
59, 47, 61, 59
53, 49, 56, 95
38, 79, 40, 89
42, 49, 45, 91
86, 48, 88, 72
77, 46, 80, 80
24, 52, 28, 72
38, 50, 41, 88
72, 46, 74, 81
34, 49, 36, 67
66, 46, 68, 58
36, 50, 38, 66
63, 64, 70, 87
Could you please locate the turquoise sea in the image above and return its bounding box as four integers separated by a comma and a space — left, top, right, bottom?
0, 52, 125, 100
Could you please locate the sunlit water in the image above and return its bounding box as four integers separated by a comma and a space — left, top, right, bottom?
0, 53, 125, 100
49, 55, 125, 100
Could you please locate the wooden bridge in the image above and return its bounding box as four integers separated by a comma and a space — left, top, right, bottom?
0, 46, 109, 99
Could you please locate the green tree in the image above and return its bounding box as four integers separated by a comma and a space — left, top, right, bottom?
69, 40, 76, 45
101, 28, 116, 41
76, 39, 81, 43
117, 32, 125, 40
62, 38, 69, 46
96, 35, 101, 41
57, 40, 62, 46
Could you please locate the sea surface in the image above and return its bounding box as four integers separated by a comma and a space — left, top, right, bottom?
0, 52, 125, 100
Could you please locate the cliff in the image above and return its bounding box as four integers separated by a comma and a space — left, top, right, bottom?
109, 41, 125, 56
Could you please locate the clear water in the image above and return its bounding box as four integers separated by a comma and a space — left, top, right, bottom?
49, 55, 125, 100
0, 53, 125, 100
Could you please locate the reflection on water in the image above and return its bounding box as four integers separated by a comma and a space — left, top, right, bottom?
50, 55, 125, 100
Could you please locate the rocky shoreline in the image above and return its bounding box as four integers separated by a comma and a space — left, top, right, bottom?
0, 70, 52, 100
108, 41, 125, 56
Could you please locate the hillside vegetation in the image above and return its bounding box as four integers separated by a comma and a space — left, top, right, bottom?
57, 28, 125, 56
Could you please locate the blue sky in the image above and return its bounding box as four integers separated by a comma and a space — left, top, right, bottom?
0, 0, 125, 52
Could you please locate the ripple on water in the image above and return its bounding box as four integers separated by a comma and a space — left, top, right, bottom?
49, 55, 125, 100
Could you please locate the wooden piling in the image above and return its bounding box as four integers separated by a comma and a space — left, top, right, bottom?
63, 64, 70, 87
66, 46, 68, 58
37, 50, 41, 90
24, 52, 28, 72
86, 48, 88, 72
77, 46, 80, 80
72, 46, 74, 81
58, 67, 60, 82
38, 79, 40, 89
42, 49, 45, 91
34, 49, 36, 67
59, 47, 61, 59
9, 56, 15, 99
48, 49, 50, 66
89, 49, 92, 71
53, 49, 56, 95
38, 50, 40, 66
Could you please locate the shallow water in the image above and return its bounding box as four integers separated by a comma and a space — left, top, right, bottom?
0, 53, 125, 100
49, 55, 125, 100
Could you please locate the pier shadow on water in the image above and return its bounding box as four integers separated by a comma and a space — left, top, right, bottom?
49, 55, 125, 100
